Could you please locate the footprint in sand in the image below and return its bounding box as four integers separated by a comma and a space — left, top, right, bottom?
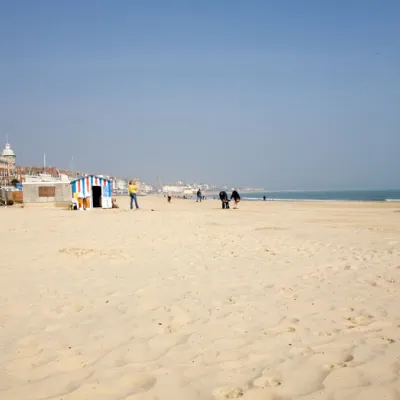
212, 387, 244, 399
381, 337, 396, 344
324, 362, 347, 370
323, 354, 354, 370
253, 376, 282, 388
347, 313, 374, 326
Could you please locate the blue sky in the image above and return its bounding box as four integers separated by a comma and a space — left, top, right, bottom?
1, 0, 399, 189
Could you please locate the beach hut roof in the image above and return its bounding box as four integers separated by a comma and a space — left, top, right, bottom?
70, 174, 112, 183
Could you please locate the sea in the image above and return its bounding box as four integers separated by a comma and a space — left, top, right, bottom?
239, 190, 400, 202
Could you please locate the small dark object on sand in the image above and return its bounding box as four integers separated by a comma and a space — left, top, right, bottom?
111, 197, 119, 208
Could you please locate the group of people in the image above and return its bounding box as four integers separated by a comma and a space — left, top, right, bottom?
219, 189, 241, 209
166, 189, 208, 204
129, 181, 241, 210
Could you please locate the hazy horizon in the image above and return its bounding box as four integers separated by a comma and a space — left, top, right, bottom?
1, 1, 399, 190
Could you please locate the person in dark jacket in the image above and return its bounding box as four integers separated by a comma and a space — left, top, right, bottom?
196, 189, 202, 202
219, 191, 230, 209
231, 189, 241, 209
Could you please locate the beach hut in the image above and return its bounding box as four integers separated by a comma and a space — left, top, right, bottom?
71, 175, 112, 210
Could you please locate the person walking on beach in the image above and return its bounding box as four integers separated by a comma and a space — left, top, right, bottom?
167, 192, 172, 203
231, 189, 241, 209
128, 181, 139, 210
219, 190, 230, 209
196, 189, 202, 202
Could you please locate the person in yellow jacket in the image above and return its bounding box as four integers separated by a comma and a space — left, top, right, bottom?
128, 181, 139, 209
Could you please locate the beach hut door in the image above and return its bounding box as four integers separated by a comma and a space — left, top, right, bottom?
92, 186, 102, 208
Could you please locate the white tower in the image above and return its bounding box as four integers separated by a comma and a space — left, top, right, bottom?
1, 139, 16, 179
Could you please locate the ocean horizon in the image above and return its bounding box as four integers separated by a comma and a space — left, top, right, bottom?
237, 189, 400, 202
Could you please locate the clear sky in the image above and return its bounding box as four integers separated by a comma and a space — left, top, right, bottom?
1, 0, 399, 189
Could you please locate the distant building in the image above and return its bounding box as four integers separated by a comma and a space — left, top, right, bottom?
113, 178, 128, 193
162, 184, 195, 195
0, 142, 16, 182
16, 165, 69, 183
139, 183, 153, 194
111, 178, 153, 195
197, 183, 210, 191
162, 185, 181, 194
22, 181, 72, 207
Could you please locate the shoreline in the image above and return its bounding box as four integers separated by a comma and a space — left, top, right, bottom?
240, 197, 400, 203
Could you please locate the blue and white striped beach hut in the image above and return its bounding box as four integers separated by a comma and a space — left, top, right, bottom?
71, 175, 112, 209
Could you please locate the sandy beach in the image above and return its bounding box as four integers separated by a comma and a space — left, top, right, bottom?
1, 197, 400, 400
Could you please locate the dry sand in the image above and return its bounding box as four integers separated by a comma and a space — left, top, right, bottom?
1, 197, 400, 400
